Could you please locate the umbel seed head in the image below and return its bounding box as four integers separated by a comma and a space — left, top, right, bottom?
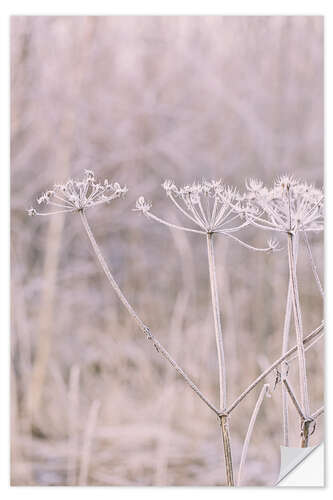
242, 175, 324, 234
28, 170, 127, 217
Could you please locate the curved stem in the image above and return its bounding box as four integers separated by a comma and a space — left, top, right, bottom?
237, 384, 270, 486
168, 192, 202, 226
79, 210, 219, 416
146, 211, 205, 234
217, 231, 274, 252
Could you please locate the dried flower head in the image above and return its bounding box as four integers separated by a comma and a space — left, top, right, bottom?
133, 196, 152, 214
160, 179, 244, 233
136, 179, 279, 252
28, 170, 127, 216
242, 175, 324, 234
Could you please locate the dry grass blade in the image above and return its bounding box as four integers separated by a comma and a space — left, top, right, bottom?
78, 400, 101, 486
67, 365, 80, 485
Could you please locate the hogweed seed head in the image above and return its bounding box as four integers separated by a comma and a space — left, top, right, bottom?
136, 179, 276, 253
242, 175, 324, 234
28, 170, 127, 216
160, 179, 242, 233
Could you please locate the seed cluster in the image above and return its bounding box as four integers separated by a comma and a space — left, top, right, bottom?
28, 170, 127, 216
240, 176, 324, 234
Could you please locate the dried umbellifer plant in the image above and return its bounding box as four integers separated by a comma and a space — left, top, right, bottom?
241, 176, 324, 448
28, 170, 324, 486
135, 179, 278, 485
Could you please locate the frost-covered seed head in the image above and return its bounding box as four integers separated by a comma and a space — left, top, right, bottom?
29, 170, 127, 216
161, 179, 242, 232
242, 175, 324, 233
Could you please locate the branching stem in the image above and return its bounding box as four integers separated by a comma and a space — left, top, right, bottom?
80, 210, 219, 416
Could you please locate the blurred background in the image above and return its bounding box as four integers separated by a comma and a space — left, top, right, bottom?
11, 16, 324, 486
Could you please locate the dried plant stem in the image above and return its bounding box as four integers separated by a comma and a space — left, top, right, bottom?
281, 235, 298, 446
282, 378, 305, 420
302, 229, 324, 298
78, 399, 100, 485
67, 365, 80, 485
219, 415, 234, 486
300, 406, 324, 448
227, 322, 323, 414
27, 213, 65, 423
288, 331, 324, 362
287, 232, 310, 419
206, 233, 227, 410
237, 384, 270, 486
300, 419, 312, 448
311, 406, 324, 420
282, 379, 315, 448
281, 282, 292, 446
206, 233, 234, 486
79, 210, 219, 416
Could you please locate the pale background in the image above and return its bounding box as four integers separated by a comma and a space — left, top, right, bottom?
11, 16, 324, 486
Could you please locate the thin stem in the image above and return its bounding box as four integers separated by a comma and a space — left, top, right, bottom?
301, 419, 312, 448
281, 234, 299, 446
78, 399, 100, 485
206, 232, 234, 486
79, 210, 219, 416
282, 378, 305, 420
168, 193, 201, 226
146, 211, 205, 234
287, 232, 310, 418
219, 415, 234, 486
36, 208, 75, 216
206, 233, 227, 410
237, 384, 270, 486
288, 332, 324, 362
217, 231, 274, 252
226, 322, 323, 414
281, 282, 292, 446
302, 229, 324, 298
311, 406, 324, 420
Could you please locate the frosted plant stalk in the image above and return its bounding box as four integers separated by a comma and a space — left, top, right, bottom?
135, 179, 278, 486
281, 234, 299, 446
28, 171, 220, 417
243, 176, 324, 443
